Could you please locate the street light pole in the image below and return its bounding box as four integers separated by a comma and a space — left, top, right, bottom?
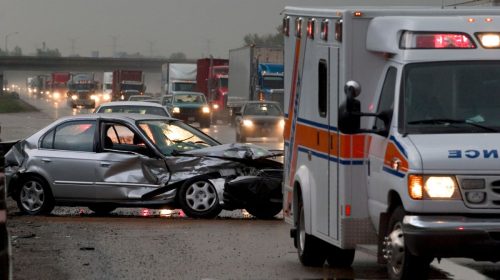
5, 31, 19, 54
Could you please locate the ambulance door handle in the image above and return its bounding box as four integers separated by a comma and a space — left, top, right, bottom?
367, 159, 370, 176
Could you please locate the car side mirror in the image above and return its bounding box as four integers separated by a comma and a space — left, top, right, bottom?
235, 111, 242, 116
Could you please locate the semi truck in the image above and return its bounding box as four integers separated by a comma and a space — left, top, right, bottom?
196, 58, 229, 123
49, 72, 70, 100
112, 70, 145, 101
227, 45, 284, 125
283, 6, 500, 280
67, 73, 98, 108
162, 63, 197, 95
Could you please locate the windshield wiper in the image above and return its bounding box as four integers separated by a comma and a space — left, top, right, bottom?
408, 118, 499, 132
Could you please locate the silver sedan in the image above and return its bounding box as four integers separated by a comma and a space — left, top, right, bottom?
4, 114, 283, 219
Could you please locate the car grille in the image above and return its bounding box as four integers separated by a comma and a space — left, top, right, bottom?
457, 175, 500, 208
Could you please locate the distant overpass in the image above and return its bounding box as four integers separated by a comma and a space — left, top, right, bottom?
0, 56, 196, 72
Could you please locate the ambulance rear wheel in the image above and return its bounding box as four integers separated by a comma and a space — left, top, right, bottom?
385, 206, 432, 280
297, 202, 326, 267
326, 245, 355, 267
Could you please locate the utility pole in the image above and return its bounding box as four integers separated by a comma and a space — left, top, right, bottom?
110, 35, 119, 57
69, 38, 77, 56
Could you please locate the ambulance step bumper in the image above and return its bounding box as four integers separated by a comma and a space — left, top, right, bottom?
403, 215, 500, 261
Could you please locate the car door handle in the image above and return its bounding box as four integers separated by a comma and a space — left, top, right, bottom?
100, 162, 111, 167
41, 158, 51, 163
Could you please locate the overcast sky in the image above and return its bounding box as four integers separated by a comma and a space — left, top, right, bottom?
0, 0, 485, 58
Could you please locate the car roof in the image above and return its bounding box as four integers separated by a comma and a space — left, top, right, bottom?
97, 101, 166, 108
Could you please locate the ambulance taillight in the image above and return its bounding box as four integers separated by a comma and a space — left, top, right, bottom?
400, 31, 476, 49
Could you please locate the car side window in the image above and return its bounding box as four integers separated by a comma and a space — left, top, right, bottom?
103, 123, 152, 156
49, 121, 96, 152
374, 67, 397, 136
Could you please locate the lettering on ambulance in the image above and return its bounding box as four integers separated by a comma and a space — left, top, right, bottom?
284, 34, 304, 217
382, 136, 409, 178
448, 149, 499, 159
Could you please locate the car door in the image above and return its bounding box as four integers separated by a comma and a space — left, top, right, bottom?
38, 120, 98, 199
94, 120, 169, 201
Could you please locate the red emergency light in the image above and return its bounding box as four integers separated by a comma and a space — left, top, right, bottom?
283, 16, 290, 37
321, 19, 330, 41
307, 18, 315, 39
400, 31, 476, 49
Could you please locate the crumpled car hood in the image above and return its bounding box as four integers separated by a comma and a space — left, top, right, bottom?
181, 143, 282, 160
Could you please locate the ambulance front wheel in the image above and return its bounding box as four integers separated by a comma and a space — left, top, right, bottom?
297, 202, 327, 266
385, 206, 432, 280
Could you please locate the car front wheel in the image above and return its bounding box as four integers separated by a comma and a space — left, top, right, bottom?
385, 206, 432, 280
16, 175, 54, 215
178, 178, 222, 219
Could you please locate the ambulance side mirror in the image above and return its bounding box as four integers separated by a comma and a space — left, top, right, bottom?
339, 81, 361, 134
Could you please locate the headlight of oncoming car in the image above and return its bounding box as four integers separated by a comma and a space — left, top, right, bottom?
242, 119, 253, 127
71, 95, 78, 100
173, 107, 180, 113
408, 175, 461, 200
279, 119, 285, 129
202, 106, 210, 113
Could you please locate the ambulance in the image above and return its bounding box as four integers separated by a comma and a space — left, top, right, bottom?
282, 6, 500, 279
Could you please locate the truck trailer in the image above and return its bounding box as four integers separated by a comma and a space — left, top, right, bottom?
196, 58, 229, 123
283, 6, 500, 280
162, 63, 197, 95
49, 72, 70, 101
227, 45, 284, 125
112, 70, 145, 101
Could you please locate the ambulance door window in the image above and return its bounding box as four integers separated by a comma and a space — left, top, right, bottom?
375, 67, 397, 136
318, 60, 328, 117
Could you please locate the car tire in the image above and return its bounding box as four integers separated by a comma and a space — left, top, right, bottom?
245, 203, 282, 219
326, 245, 355, 267
178, 177, 222, 219
16, 175, 54, 215
297, 201, 327, 267
385, 206, 432, 280
88, 205, 116, 216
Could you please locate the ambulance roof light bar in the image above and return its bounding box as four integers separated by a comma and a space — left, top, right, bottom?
400, 31, 476, 49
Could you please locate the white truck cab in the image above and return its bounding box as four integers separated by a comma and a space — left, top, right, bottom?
283, 7, 500, 279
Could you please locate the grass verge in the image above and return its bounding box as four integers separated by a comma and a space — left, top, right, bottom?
0, 93, 38, 113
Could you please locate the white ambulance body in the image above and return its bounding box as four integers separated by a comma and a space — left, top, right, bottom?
283, 7, 500, 279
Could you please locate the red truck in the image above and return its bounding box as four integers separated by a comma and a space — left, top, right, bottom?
112, 70, 146, 101
50, 72, 70, 100
196, 58, 229, 123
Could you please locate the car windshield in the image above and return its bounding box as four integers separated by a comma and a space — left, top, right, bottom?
137, 119, 219, 155
401, 61, 500, 134
173, 94, 206, 104
97, 106, 168, 116
244, 103, 282, 116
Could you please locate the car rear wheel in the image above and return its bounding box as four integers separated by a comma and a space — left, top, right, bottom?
178, 178, 222, 219
16, 175, 54, 215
